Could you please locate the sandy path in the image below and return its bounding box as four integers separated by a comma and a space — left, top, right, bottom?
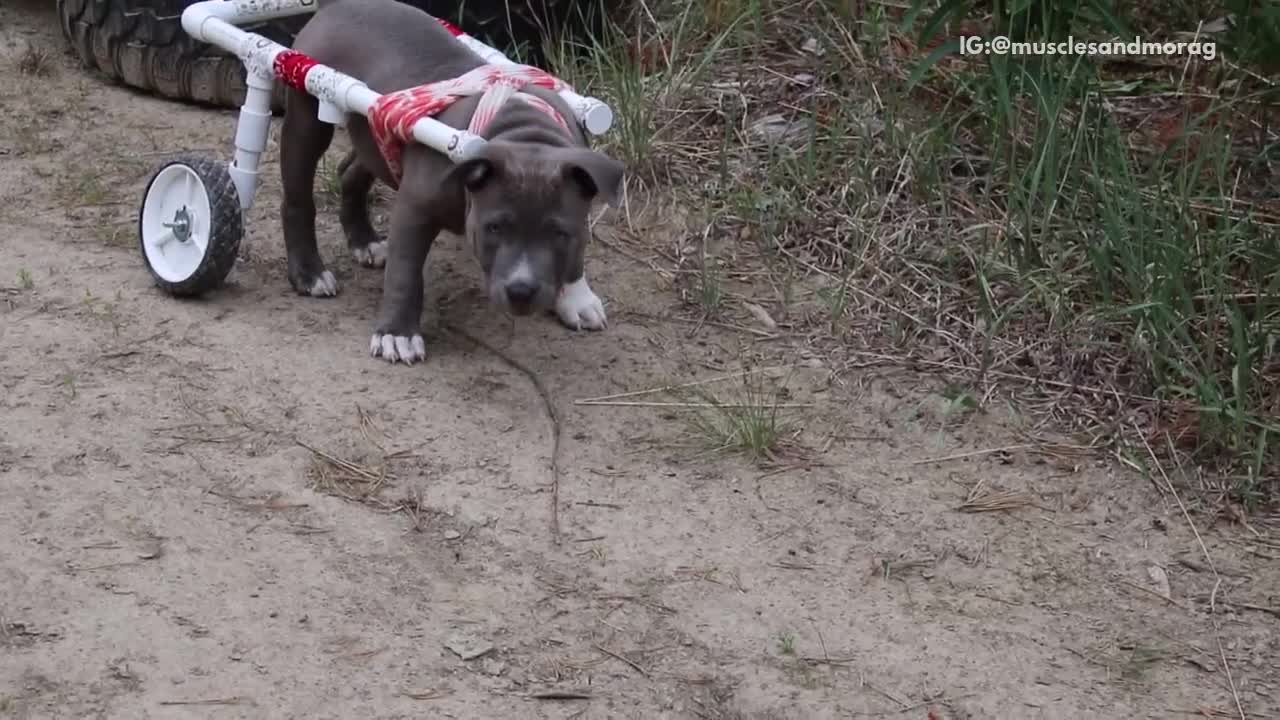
2, 4, 1277, 719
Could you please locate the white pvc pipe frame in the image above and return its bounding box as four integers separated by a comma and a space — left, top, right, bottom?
180, 0, 615, 211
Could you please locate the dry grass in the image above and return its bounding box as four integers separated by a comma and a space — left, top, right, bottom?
675, 379, 802, 463
551, 0, 1280, 512
954, 484, 1035, 514
576, 366, 808, 463
302, 440, 394, 503
15, 42, 55, 77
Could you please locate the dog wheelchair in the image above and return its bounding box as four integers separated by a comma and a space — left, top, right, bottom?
136, 0, 614, 297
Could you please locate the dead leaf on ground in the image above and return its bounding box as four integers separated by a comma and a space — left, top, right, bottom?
743, 302, 778, 330
1146, 564, 1172, 600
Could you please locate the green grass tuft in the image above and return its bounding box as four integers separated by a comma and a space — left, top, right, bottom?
547, 0, 1280, 507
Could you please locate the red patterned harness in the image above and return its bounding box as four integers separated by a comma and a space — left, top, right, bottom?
270, 17, 576, 188
367, 64, 573, 187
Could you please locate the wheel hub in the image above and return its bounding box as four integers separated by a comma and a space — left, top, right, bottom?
163, 206, 194, 244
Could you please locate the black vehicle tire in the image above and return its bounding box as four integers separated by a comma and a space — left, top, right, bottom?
138, 153, 243, 298
56, 0, 307, 111
56, 0, 627, 111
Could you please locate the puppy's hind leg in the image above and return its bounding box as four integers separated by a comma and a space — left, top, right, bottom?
337, 151, 385, 268
279, 87, 339, 297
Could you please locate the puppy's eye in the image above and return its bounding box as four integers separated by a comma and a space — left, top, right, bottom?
484, 222, 504, 235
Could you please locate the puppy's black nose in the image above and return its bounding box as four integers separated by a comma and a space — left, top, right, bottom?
505, 281, 538, 306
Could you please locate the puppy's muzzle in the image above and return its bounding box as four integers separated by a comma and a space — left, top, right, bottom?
504, 279, 539, 314
492, 253, 555, 315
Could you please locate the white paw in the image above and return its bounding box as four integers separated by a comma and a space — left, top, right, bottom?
351, 241, 387, 268
555, 277, 607, 331
369, 333, 426, 364
309, 271, 339, 297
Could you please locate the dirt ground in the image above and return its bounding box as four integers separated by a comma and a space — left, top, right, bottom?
1, 3, 1277, 719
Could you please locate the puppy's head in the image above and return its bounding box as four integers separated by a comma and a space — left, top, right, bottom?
437, 141, 624, 316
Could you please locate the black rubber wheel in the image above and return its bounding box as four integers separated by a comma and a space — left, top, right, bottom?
56, 0, 630, 111
138, 153, 243, 297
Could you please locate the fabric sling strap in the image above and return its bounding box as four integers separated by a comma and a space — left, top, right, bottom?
367, 64, 573, 187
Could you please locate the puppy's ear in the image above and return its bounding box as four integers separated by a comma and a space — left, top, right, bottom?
559, 149, 625, 208
427, 153, 499, 225
444, 156, 497, 194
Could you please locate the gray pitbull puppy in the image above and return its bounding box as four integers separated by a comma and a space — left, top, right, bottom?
280, 0, 624, 363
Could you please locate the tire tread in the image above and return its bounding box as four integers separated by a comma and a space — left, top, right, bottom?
57, 0, 305, 110
55, 0, 629, 109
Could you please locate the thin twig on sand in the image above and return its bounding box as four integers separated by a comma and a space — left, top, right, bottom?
912, 444, 1032, 465
445, 323, 563, 544
593, 643, 649, 677
295, 440, 384, 483
159, 697, 244, 706
529, 690, 592, 700
955, 489, 1034, 514
401, 689, 450, 701
576, 400, 813, 408
574, 366, 782, 404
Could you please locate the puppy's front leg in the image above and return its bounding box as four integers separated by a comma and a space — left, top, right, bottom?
369, 196, 437, 364
555, 249, 607, 331
556, 276, 608, 330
